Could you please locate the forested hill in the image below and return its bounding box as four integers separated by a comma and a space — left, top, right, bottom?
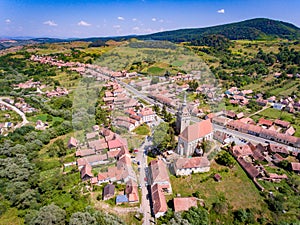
138, 18, 300, 42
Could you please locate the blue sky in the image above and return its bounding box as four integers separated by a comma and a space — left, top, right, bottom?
1, 0, 300, 38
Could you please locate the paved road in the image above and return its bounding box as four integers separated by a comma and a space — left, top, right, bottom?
0, 98, 29, 128
136, 136, 153, 225
213, 124, 299, 152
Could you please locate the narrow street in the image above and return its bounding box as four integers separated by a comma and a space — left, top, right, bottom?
136, 136, 153, 225
0, 97, 29, 128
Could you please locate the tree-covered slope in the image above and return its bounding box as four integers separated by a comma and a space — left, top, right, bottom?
139, 18, 300, 41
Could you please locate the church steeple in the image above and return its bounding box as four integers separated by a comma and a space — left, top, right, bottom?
183, 91, 187, 107
176, 92, 191, 134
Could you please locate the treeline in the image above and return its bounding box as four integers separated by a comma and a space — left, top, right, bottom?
190, 34, 232, 50
88, 39, 108, 48
128, 40, 177, 49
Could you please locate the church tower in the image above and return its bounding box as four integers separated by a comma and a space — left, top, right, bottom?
176, 92, 191, 134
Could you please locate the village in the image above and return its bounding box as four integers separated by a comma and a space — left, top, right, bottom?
62, 73, 300, 220
1, 53, 299, 223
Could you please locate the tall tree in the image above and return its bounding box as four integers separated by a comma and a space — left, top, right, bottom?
29, 204, 66, 225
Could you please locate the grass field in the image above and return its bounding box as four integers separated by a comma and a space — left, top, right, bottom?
133, 124, 150, 136
170, 161, 268, 211
28, 113, 64, 124
94, 40, 212, 78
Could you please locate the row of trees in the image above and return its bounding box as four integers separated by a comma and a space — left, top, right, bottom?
26, 204, 124, 225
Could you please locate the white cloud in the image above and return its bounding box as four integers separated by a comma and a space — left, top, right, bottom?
5, 19, 11, 24
118, 16, 125, 21
132, 26, 140, 31
113, 25, 121, 29
78, 20, 91, 26
159, 19, 164, 23
217, 9, 225, 14
152, 18, 157, 22
132, 18, 137, 22
43, 20, 57, 26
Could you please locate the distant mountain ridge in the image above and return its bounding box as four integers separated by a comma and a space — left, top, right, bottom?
139, 18, 300, 42
1, 18, 300, 50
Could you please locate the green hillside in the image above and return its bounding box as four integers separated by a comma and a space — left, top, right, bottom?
140, 18, 300, 41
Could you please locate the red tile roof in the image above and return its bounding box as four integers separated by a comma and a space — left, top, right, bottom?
80, 164, 93, 179
274, 119, 290, 128
149, 159, 170, 185
139, 107, 155, 116
179, 119, 213, 142
268, 144, 289, 155
258, 118, 273, 127
151, 184, 168, 215
108, 139, 124, 150
173, 197, 198, 212
125, 179, 139, 203
232, 145, 253, 157
175, 157, 210, 170
88, 139, 108, 151
285, 126, 295, 136
107, 150, 121, 158
68, 137, 78, 148
291, 162, 300, 172
76, 148, 96, 157
237, 157, 260, 178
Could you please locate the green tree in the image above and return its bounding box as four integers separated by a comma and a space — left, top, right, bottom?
69, 212, 97, 225
152, 123, 170, 150
182, 206, 209, 225
215, 151, 236, 168
29, 204, 66, 225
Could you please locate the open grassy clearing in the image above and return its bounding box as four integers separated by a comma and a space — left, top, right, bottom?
94, 41, 212, 77
170, 161, 268, 211
28, 113, 64, 125
257, 108, 294, 120
133, 124, 150, 136
268, 79, 300, 96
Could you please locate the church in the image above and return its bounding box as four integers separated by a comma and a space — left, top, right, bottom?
176, 95, 214, 157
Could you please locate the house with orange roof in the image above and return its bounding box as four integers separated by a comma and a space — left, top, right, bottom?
67, 137, 78, 148
80, 164, 93, 181
138, 107, 156, 123
173, 197, 198, 212
125, 179, 139, 203
258, 118, 273, 128
151, 184, 168, 218
173, 157, 210, 176
177, 119, 213, 157
232, 145, 253, 158
149, 158, 172, 193
108, 138, 126, 151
